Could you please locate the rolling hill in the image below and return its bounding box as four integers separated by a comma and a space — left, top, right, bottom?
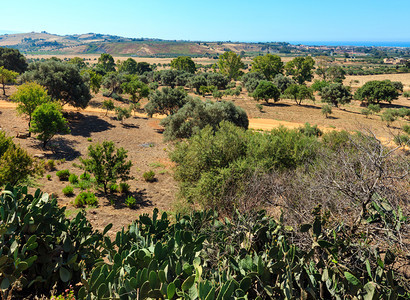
0, 32, 289, 57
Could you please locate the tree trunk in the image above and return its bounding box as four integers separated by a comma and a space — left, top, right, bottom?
28, 116, 31, 137
1, 83, 5, 96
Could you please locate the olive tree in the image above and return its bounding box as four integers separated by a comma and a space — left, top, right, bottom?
21, 60, 91, 109
321, 83, 352, 107
284, 84, 314, 105
355, 80, 400, 104
161, 98, 249, 140
145, 87, 189, 117
252, 80, 281, 103
0, 47, 27, 73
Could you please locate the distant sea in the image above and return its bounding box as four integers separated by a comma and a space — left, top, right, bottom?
290, 41, 410, 48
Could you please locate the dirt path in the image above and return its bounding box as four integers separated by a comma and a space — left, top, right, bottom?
0, 100, 331, 132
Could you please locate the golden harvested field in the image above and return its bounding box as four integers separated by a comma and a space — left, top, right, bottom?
345, 73, 410, 91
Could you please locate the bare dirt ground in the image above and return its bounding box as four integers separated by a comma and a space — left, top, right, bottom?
1, 76, 409, 235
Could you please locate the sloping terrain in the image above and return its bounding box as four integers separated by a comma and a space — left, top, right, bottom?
0, 32, 275, 56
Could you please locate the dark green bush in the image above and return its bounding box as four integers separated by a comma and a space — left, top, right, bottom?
118, 182, 130, 194
80, 172, 91, 181
143, 170, 156, 182
161, 98, 249, 141
68, 173, 78, 184
171, 121, 318, 209
125, 196, 137, 208
56, 169, 70, 181
109, 183, 118, 194
74, 191, 98, 207
62, 185, 74, 196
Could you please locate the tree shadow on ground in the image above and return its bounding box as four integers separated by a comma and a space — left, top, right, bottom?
263, 102, 291, 107
122, 123, 140, 129
301, 104, 321, 110
99, 189, 152, 210
47, 137, 82, 161
67, 112, 115, 137
381, 103, 410, 109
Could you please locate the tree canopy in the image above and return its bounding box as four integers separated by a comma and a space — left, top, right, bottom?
121, 77, 150, 102
217, 51, 244, 80
285, 56, 315, 84
30, 102, 70, 147
284, 84, 314, 105
252, 80, 281, 103
145, 87, 189, 117
251, 54, 283, 80
321, 83, 352, 107
0, 131, 40, 186
161, 98, 248, 140
80, 141, 132, 194
11, 82, 51, 134
355, 80, 401, 104
21, 60, 91, 109
170, 56, 196, 73
96, 53, 116, 74
0, 47, 27, 74
118, 58, 138, 74
0, 66, 18, 96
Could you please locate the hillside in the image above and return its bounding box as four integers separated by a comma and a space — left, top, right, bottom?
0, 31, 292, 57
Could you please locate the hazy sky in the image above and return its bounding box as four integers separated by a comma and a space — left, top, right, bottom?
2, 0, 410, 42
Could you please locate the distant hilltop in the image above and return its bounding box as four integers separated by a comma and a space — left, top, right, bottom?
0, 32, 409, 58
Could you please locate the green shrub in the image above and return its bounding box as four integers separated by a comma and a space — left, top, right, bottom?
69, 173, 78, 184
125, 196, 137, 208
74, 191, 98, 207
0, 131, 41, 186
45, 159, 55, 170
80, 172, 91, 181
109, 183, 118, 194
255, 103, 263, 112
143, 170, 156, 182
394, 134, 409, 146
56, 169, 70, 181
298, 123, 322, 137
62, 185, 74, 196
403, 124, 410, 135
78, 180, 93, 190
171, 121, 318, 209
321, 104, 332, 118
161, 98, 249, 141
361, 108, 371, 118
321, 130, 351, 151
367, 103, 381, 113
46, 174, 51, 180
118, 182, 130, 194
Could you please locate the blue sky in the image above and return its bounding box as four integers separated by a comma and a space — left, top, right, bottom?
2, 0, 410, 42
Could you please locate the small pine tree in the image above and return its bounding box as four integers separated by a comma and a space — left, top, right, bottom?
79, 141, 132, 194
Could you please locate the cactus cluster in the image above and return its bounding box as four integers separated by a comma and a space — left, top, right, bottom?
0, 186, 408, 299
